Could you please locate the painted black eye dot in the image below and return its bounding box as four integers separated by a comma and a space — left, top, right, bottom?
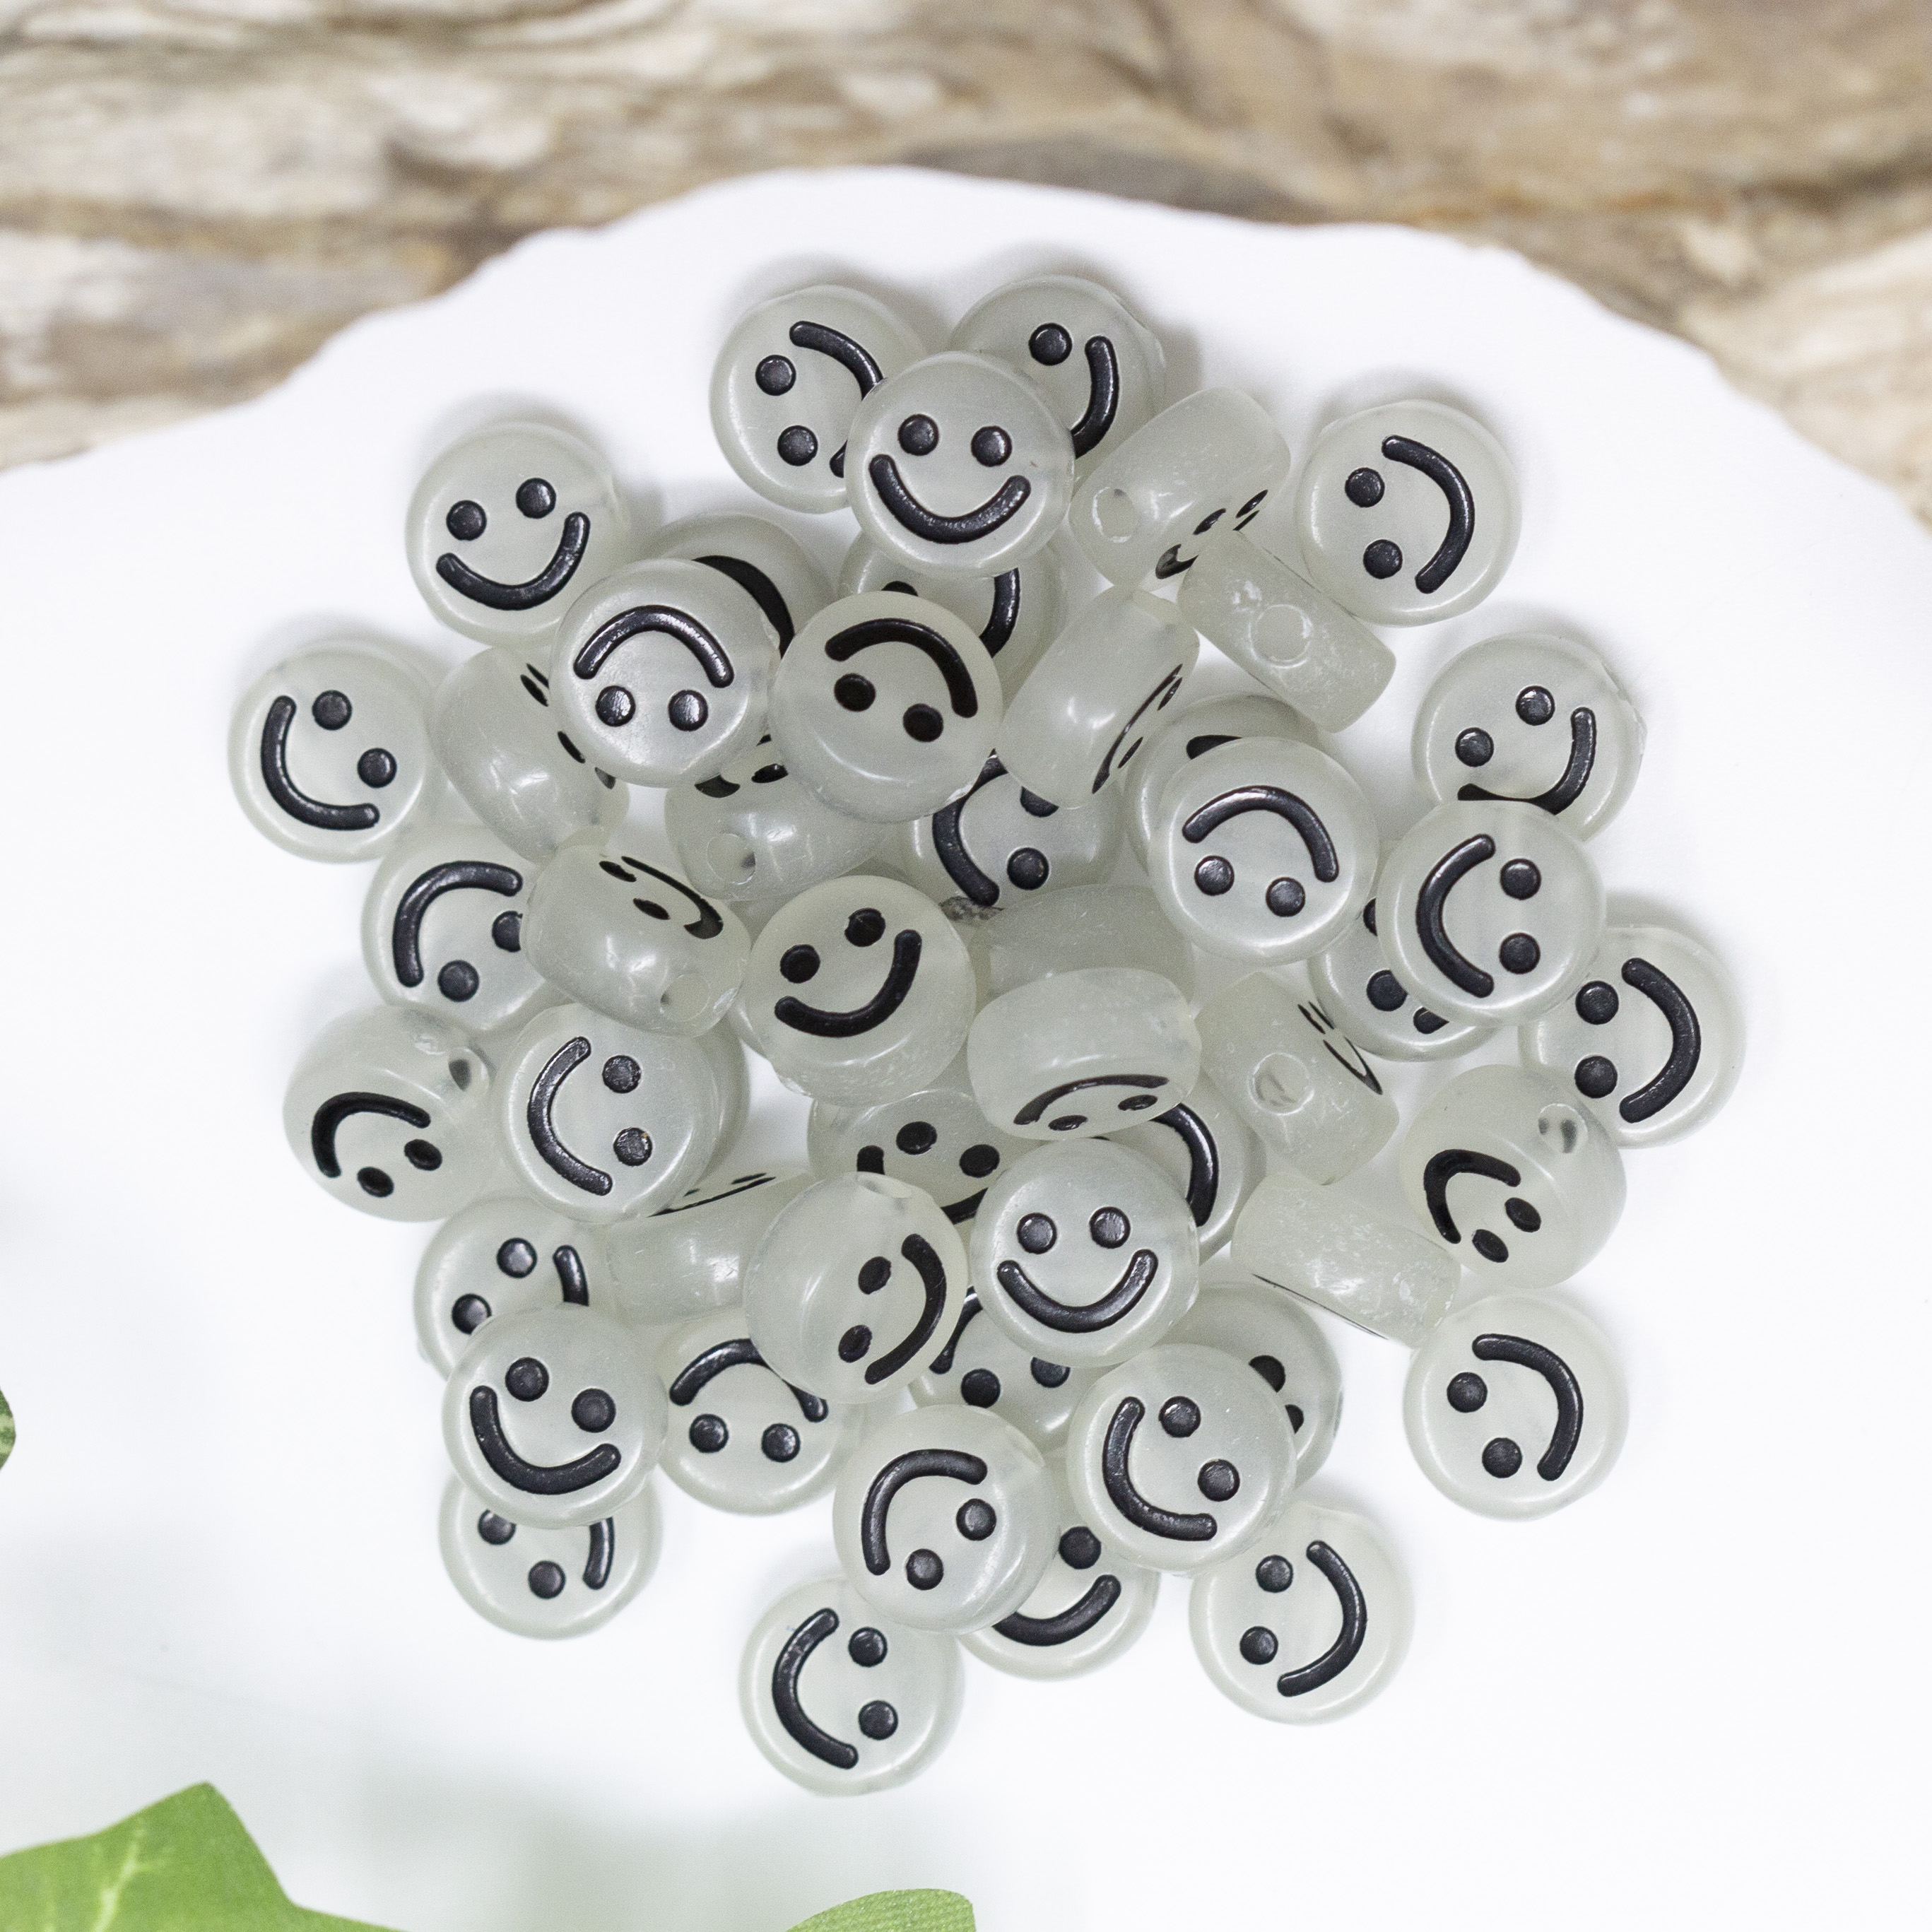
761, 1423, 800, 1462
834, 673, 875, 712
898, 413, 939, 455
1499, 933, 1541, 974
527, 1562, 566, 1599
689, 1413, 726, 1453
959, 1143, 1001, 1178
753, 762, 786, 784
602, 1055, 640, 1093
1016, 1213, 1056, 1254
777, 425, 818, 466
1516, 685, 1556, 726
902, 703, 944, 741
404, 1139, 441, 1170
905, 1549, 943, 1589
505, 1356, 548, 1401
848, 1626, 888, 1666
779, 944, 820, 983
358, 749, 396, 788
1367, 970, 1408, 1012
444, 500, 486, 541
357, 1167, 393, 1197
1117, 1092, 1158, 1111
1266, 878, 1306, 917
312, 690, 352, 730
1414, 1010, 1448, 1034
971, 425, 1011, 466
755, 354, 796, 395
667, 690, 708, 731
1483, 1437, 1524, 1478
1160, 1396, 1201, 1438
1576, 980, 1619, 1024
960, 1368, 1001, 1408
1197, 1459, 1240, 1501
1237, 489, 1268, 520
1088, 1207, 1129, 1249
1193, 507, 1225, 536
895, 1119, 937, 1156
1239, 1626, 1278, 1665
1446, 1372, 1488, 1412
1345, 467, 1384, 507
1471, 1230, 1509, 1264
857, 1700, 899, 1739
1059, 1525, 1102, 1569
1575, 1055, 1618, 1099
838, 1324, 872, 1362
492, 911, 522, 952
1029, 322, 1073, 365
515, 478, 555, 519
1194, 856, 1235, 895
437, 961, 479, 1002
452, 1293, 490, 1333
1362, 539, 1403, 579
1456, 727, 1494, 767
1249, 1354, 1286, 1394
845, 908, 887, 947
613, 1129, 652, 1167
595, 686, 635, 727
496, 1239, 536, 1278
1500, 859, 1541, 900
1504, 1196, 1542, 1231
571, 1387, 615, 1432
1006, 847, 1054, 893
956, 1498, 996, 1540
857, 1256, 891, 1293
477, 1510, 516, 1545
634, 899, 669, 921
1255, 1554, 1292, 1592
1031, 1358, 1069, 1388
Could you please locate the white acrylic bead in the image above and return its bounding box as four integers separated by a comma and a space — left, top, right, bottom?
1121, 693, 1310, 866
967, 884, 1197, 1002
603, 1165, 813, 1327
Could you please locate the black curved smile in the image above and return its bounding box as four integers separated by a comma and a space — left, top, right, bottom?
526, 1037, 650, 1197
468, 1385, 621, 1495
996, 1251, 1157, 1334
1459, 708, 1597, 814
1102, 1397, 1218, 1541
259, 696, 378, 832
994, 1574, 1122, 1647
774, 930, 921, 1037
1415, 832, 1498, 997
437, 511, 590, 611
868, 455, 1031, 545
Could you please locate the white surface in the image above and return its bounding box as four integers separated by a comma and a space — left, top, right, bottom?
1, 168, 1927, 1929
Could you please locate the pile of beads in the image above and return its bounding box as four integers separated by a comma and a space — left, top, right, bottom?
232, 271, 1741, 1793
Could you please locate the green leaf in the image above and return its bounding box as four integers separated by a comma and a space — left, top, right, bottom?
0, 1784, 394, 1932
785, 1892, 974, 1932
0, 1385, 14, 1472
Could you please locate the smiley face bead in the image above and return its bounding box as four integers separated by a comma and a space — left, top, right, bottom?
406, 422, 634, 647
961, 1476, 1159, 1680
912, 1293, 1091, 1451
1377, 800, 1606, 1027
647, 509, 833, 652
1066, 1343, 1296, 1574
743, 1174, 968, 1405
440, 1475, 660, 1639
839, 531, 1068, 697
770, 593, 1002, 824
1169, 1278, 1343, 1483
1121, 693, 1311, 867
742, 876, 977, 1107
1294, 399, 1519, 625
548, 560, 779, 786
1068, 388, 1288, 589
1106, 1073, 1266, 1258
846, 352, 1074, 579
1307, 883, 1495, 1063
894, 753, 1121, 909
361, 823, 548, 1037
1405, 1292, 1626, 1518
950, 274, 1167, 476
1521, 924, 1743, 1147
655, 1309, 862, 1514
1149, 736, 1379, 965
1398, 1064, 1627, 1291
741, 1577, 963, 1796
230, 642, 437, 862
1189, 1499, 1408, 1721
442, 1304, 666, 1529
283, 1005, 496, 1221
414, 1198, 612, 1375
832, 1403, 1056, 1634
972, 1141, 1199, 1367
967, 966, 1201, 1143
523, 842, 748, 1037
711, 285, 926, 514
603, 1165, 813, 1326
1413, 634, 1644, 839
496, 1003, 724, 1224
429, 647, 628, 865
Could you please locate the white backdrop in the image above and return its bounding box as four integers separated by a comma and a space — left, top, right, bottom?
0, 169, 1926, 1931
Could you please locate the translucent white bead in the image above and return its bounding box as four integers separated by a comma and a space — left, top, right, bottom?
406, 421, 634, 647
1398, 1064, 1626, 1291
1177, 527, 1396, 731
1231, 1170, 1457, 1347
967, 884, 1197, 1002
603, 1165, 812, 1327
1195, 973, 1396, 1182
1068, 388, 1289, 589
647, 509, 833, 652
994, 587, 1197, 806
967, 966, 1201, 1142
1121, 693, 1310, 866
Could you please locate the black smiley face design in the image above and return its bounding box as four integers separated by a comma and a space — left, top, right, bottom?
869, 408, 1032, 546
1441, 1332, 1584, 1484
925, 1294, 1074, 1413
995, 1203, 1156, 1338
469, 1506, 618, 1603
1454, 682, 1596, 813
859, 1446, 1002, 1596
438, 472, 589, 612
526, 1037, 657, 1198
1340, 435, 1474, 594
572, 600, 736, 742
310, 1090, 447, 1203
1102, 1389, 1242, 1542
919, 753, 1119, 907
450, 1233, 591, 1342
824, 1083, 1015, 1226
831, 1236, 952, 1389
1415, 832, 1548, 997
760, 319, 884, 478
511, 661, 618, 791
820, 613, 982, 748
1568, 962, 1698, 1118
1357, 898, 1450, 1037
1420, 1148, 1544, 1267
668, 1335, 830, 1464
1150, 488, 1268, 580
589, 854, 725, 941
387, 855, 526, 1007
1233, 1541, 1370, 1695
772, 1603, 907, 1767
1025, 321, 1119, 459
1182, 783, 1340, 923
1011, 1075, 1170, 1136
773, 904, 922, 1039
468, 1350, 623, 1498
261, 685, 399, 833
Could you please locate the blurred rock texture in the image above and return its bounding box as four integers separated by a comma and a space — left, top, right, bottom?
6, 0, 1932, 515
